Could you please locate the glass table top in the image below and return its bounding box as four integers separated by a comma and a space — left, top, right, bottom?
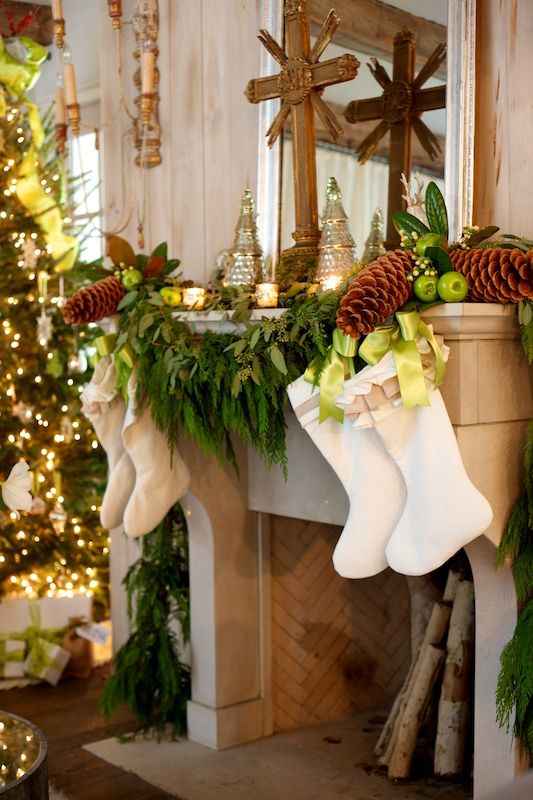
0, 712, 46, 792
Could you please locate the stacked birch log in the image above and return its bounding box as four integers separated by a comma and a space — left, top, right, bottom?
375, 570, 475, 780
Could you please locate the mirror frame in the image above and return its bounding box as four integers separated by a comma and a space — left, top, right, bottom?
255, 0, 477, 265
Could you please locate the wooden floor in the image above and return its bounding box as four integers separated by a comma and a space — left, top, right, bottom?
0, 666, 179, 800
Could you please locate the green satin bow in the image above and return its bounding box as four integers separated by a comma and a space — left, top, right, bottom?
358, 310, 445, 410
304, 328, 358, 423
94, 334, 135, 369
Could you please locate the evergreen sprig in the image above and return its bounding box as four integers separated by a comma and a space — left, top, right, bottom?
100, 504, 190, 736
114, 283, 340, 475
496, 601, 533, 759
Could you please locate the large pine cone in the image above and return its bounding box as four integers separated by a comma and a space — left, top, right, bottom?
336, 249, 412, 338
61, 276, 125, 325
451, 247, 533, 303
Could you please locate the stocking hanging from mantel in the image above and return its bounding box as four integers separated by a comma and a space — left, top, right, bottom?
288, 336, 493, 578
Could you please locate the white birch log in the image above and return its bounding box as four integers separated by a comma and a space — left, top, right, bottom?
442, 570, 461, 603
376, 601, 451, 761
434, 579, 475, 777
387, 644, 446, 780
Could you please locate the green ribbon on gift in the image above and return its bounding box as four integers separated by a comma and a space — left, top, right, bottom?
304, 328, 358, 424
25, 636, 66, 680
358, 310, 445, 411
0, 640, 25, 675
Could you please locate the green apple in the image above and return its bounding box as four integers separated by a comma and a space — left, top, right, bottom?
121, 268, 143, 290
160, 286, 182, 307
415, 232, 447, 258
413, 275, 439, 303
437, 271, 468, 302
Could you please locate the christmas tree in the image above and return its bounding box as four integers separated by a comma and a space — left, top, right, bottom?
0, 36, 108, 611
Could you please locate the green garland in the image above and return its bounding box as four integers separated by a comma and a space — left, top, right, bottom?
496, 303, 533, 762
100, 503, 190, 737
114, 284, 342, 474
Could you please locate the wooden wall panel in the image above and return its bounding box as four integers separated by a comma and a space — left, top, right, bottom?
270, 515, 410, 732
474, 0, 533, 234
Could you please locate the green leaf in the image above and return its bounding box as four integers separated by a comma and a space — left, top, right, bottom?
467, 225, 500, 247
163, 258, 181, 276
117, 290, 138, 310
233, 339, 247, 356
270, 346, 287, 375
251, 356, 261, 385
425, 246, 453, 274
148, 292, 164, 306
425, 182, 448, 238
392, 211, 430, 238
231, 374, 241, 397
139, 313, 154, 334
249, 327, 261, 350
151, 242, 168, 260
519, 301, 533, 326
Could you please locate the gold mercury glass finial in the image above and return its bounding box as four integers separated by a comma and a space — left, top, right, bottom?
315, 177, 358, 290
362, 207, 387, 264
223, 190, 265, 287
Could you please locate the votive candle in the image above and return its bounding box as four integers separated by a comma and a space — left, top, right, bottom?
255, 282, 279, 308
183, 287, 206, 309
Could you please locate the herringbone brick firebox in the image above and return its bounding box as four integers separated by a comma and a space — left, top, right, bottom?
270, 515, 410, 732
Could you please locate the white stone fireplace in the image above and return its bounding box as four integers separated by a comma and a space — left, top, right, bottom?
171, 304, 531, 800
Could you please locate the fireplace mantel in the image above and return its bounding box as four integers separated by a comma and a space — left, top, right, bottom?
111, 304, 531, 799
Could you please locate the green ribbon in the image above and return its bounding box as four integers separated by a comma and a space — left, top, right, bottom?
94, 333, 117, 361
358, 310, 445, 411
0, 601, 67, 679
304, 328, 358, 423
0, 640, 25, 675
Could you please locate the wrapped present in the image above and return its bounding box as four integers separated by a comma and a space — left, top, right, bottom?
61, 619, 94, 679
24, 637, 71, 686
0, 595, 92, 635
0, 639, 26, 678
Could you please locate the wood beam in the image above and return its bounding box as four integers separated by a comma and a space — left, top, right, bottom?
289, 100, 444, 175
309, 0, 447, 81
0, 2, 53, 47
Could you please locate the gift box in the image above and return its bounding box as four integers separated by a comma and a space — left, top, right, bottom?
24, 637, 71, 686
0, 639, 26, 679
61, 621, 94, 680
0, 595, 92, 635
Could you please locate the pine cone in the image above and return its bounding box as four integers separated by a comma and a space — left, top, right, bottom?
61, 276, 126, 325
336, 249, 412, 338
450, 247, 533, 303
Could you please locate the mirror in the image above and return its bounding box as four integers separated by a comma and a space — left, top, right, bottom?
256, 0, 476, 269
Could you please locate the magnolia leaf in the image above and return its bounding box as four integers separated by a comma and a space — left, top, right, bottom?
249, 327, 261, 350
143, 256, 166, 279
270, 346, 287, 375
108, 236, 136, 267
163, 258, 181, 276
392, 211, 430, 238
151, 242, 168, 260
425, 182, 448, 238
117, 290, 138, 310
139, 314, 154, 334
425, 246, 453, 274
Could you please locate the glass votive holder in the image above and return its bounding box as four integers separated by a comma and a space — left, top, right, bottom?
319, 275, 343, 292
255, 282, 279, 308
183, 287, 206, 309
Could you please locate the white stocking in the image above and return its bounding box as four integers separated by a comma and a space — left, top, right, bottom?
81, 356, 135, 530
122, 370, 191, 538
287, 370, 406, 579
378, 389, 493, 576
